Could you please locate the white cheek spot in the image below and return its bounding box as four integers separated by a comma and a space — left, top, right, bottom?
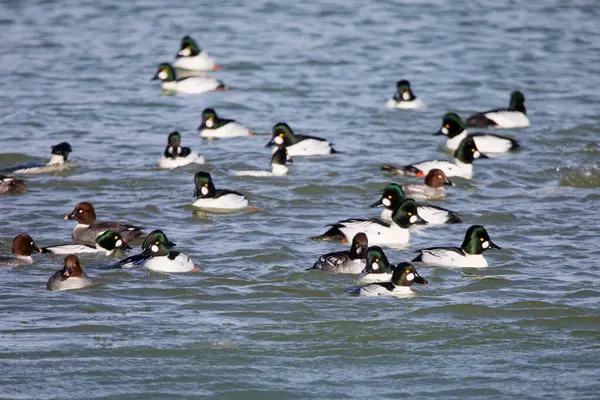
274, 136, 284, 145
406, 273, 415, 281
473, 151, 481, 159
402, 92, 411, 101
205, 119, 214, 128
168, 146, 173, 154
115, 240, 122, 247
177, 146, 182, 154
482, 241, 489, 249
441, 127, 449, 135
158, 70, 168, 80
151, 245, 159, 253
201, 186, 209, 195
409, 215, 418, 223
356, 247, 362, 254
180, 48, 191, 57
382, 198, 391, 207
372, 263, 379, 271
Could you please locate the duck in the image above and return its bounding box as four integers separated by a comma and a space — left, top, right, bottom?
466, 90, 530, 129
142, 236, 197, 273
400, 169, 456, 200
2, 142, 73, 174
151, 63, 224, 94
0, 234, 43, 266
358, 262, 427, 297
381, 137, 487, 179
312, 198, 425, 247
158, 131, 205, 169
265, 122, 336, 156
118, 230, 177, 269
192, 171, 249, 210
412, 225, 501, 268
370, 183, 461, 225
46, 255, 93, 291
198, 108, 253, 138
173, 35, 220, 72
232, 147, 292, 177
41, 230, 132, 256
0, 175, 27, 194
385, 80, 425, 109
64, 202, 144, 246
434, 112, 519, 154
355, 246, 395, 283
310, 232, 368, 274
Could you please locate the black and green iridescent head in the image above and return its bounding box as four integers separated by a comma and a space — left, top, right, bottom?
178, 35, 201, 57
362, 246, 393, 274
391, 198, 425, 228
95, 230, 131, 251
266, 122, 297, 147
199, 108, 220, 130
461, 225, 501, 255
370, 183, 407, 210
167, 131, 182, 147
435, 112, 466, 138
142, 238, 171, 257
391, 262, 428, 287
454, 137, 487, 164
141, 230, 176, 251
51, 142, 72, 160
194, 171, 216, 198
394, 80, 416, 101
151, 63, 176, 82
509, 90, 526, 113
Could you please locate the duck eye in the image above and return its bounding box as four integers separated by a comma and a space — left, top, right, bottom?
472, 148, 476, 152
279, 133, 284, 137
78, 209, 83, 213
155, 241, 160, 245
30, 242, 34, 245
375, 258, 379, 262
405, 269, 410, 273
204, 183, 208, 187
114, 236, 119, 240
480, 237, 484, 241
387, 195, 392, 199
445, 124, 450, 128
408, 212, 412, 216
438, 175, 442, 178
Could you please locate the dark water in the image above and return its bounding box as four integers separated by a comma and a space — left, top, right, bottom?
1, 0, 599, 398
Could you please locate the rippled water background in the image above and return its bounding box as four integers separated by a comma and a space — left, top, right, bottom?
1, 0, 600, 398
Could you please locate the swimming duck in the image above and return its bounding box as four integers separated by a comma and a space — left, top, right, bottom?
381, 137, 487, 179
400, 169, 456, 200
142, 236, 197, 273
118, 230, 177, 268
313, 198, 425, 247
265, 122, 336, 156
0, 234, 42, 266
2, 142, 73, 174
413, 225, 501, 268
232, 147, 292, 177
41, 230, 132, 256
158, 131, 205, 169
46, 255, 93, 291
64, 202, 144, 246
370, 183, 461, 225
0, 175, 27, 194
434, 112, 519, 154
198, 108, 253, 138
356, 246, 395, 283
385, 80, 425, 109
466, 90, 530, 129
152, 63, 224, 94
310, 232, 368, 274
192, 171, 249, 210
358, 262, 427, 296
174, 35, 220, 71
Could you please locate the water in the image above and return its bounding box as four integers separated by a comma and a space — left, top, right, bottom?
1, 0, 600, 398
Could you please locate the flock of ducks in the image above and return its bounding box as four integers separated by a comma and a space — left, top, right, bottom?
1, 35, 531, 296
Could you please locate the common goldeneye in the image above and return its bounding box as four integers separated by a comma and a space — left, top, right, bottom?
466, 90, 530, 129
381, 137, 487, 179
2, 142, 73, 174
435, 112, 519, 154
174, 35, 221, 71
0, 175, 27, 194
142, 235, 197, 273
385, 80, 425, 109
400, 169, 456, 200
0, 234, 42, 266
370, 183, 461, 225
312, 198, 425, 247
358, 262, 427, 297
265, 122, 336, 156
198, 108, 254, 138
192, 171, 249, 210
413, 225, 501, 268
158, 131, 205, 169
232, 147, 292, 177
41, 230, 132, 257
64, 202, 144, 246
46, 255, 93, 291
152, 63, 225, 94
355, 246, 394, 283
310, 232, 368, 274
118, 230, 177, 269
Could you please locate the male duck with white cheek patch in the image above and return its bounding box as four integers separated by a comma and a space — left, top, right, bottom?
434, 112, 519, 154
265, 122, 336, 156
385, 80, 425, 109
0, 234, 43, 266
370, 183, 461, 225
198, 108, 253, 138
466, 90, 530, 129
151, 63, 225, 94
41, 230, 132, 257
118, 230, 177, 269
46, 255, 93, 291
381, 136, 487, 179
192, 171, 249, 210
413, 225, 501, 268
359, 262, 428, 297
142, 238, 197, 273
173, 35, 221, 72
232, 147, 293, 177
2, 142, 74, 174
158, 131, 205, 169
310, 232, 369, 274
355, 246, 395, 283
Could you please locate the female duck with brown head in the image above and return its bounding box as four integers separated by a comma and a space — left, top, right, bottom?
46, 255, 93, 291
0, 234, 43, 266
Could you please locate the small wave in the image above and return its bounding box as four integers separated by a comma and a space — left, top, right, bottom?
559, 164, 600, 188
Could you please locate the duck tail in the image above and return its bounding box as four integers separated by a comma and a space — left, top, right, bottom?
411, 254, 423, 263
310, 226, 347, 242
447, 211, 462, 224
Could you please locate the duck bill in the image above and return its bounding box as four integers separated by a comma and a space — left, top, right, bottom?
370, 198, 385, 208
474, 151, 489, 159
265, 138, 275, 147
488, 241, 501, 250
411, 214, 427, 225
414, 274, 428, 284
167, 240, 177, 248
433, 130, 444, 136
151, 72, 159, 81
444, 179, 456, 187
122, 243, 133, 251
64, 212, 75, 220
